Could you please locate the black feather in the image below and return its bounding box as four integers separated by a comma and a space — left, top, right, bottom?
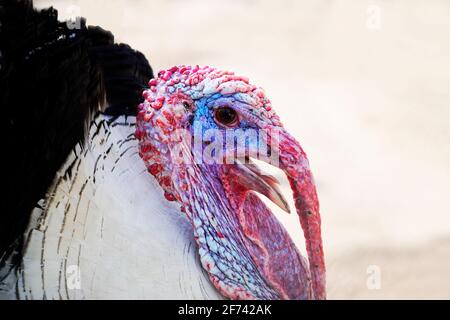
0, 0, 153, 258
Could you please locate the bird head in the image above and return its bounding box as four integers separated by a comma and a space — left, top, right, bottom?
135, 65, 325, 300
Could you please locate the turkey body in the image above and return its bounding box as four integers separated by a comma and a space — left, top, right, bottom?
0, 0, 220, 299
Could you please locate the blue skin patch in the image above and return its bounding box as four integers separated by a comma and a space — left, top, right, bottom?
191, 94, 263, 162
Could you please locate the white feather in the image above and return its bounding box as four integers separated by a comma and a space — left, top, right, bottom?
1, 114, 222, 300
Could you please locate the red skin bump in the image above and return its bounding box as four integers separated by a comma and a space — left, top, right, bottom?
143, 113, 153, 122
217, 231, 224, 239
161, 176, 172, 187
168, 66, 179, 73
151, 97, 165, 110
152, 102, 162, 110
134, 130, 145, 140
162, 110, 175, 126
142, 154, 153, 162
164, 192, 176, 201
161, 71, 172, 81
148, 163, 162, 175
155, 118, 166, 129
137, 109, 145, 119
178, 169, 186, 179
140, 143, 153, 154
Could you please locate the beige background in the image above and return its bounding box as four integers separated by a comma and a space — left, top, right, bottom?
35, 0, 450, 299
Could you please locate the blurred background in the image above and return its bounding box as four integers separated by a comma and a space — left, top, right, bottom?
35, 0, 450, 299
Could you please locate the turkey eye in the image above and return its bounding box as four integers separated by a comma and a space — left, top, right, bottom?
182, 101, 191, 110
214, 106, 238, 127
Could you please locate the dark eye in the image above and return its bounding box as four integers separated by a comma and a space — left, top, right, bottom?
214, 106, 238, 127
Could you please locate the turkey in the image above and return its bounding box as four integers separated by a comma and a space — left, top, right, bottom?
0, 0, 325, 299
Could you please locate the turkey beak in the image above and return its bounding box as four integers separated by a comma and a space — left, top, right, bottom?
228, 158, 291, 214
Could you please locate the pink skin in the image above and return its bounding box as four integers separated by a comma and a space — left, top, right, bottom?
135, 65, 326, 300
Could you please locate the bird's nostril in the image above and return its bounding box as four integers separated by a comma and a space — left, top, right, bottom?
188, 114, 194, 125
